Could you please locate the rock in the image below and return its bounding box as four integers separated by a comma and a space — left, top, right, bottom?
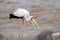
0, 33, 8, 40
52, 32, 60, 40
37, 30, 54, 40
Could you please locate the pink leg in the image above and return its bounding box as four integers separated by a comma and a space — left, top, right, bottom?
18, 19, 25, 39
19, 19, 25, 28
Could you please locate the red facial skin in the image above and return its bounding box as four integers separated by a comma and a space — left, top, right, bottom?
30, 16, 34, 21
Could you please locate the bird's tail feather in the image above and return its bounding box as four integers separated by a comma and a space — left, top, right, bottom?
9, 14, 12, 19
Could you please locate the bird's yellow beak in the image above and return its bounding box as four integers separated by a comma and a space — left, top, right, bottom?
31, 18, 39, 29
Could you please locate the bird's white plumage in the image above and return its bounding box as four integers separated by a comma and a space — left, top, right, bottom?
13, 8, 30, 17
12, 8, 31, 21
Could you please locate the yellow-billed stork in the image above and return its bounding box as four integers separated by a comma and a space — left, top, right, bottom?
9, 8, 39, 29
9, 8, 39, 39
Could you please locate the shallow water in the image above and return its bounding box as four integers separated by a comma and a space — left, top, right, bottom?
0, 0, 60, 40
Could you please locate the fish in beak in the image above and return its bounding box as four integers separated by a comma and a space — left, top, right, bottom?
31, 18, 39, 29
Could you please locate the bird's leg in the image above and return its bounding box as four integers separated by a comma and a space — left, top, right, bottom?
19, 19, 25, 28
18, 19, 25, 39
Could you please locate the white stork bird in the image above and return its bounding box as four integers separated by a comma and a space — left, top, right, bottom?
9, 8, 39, 29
